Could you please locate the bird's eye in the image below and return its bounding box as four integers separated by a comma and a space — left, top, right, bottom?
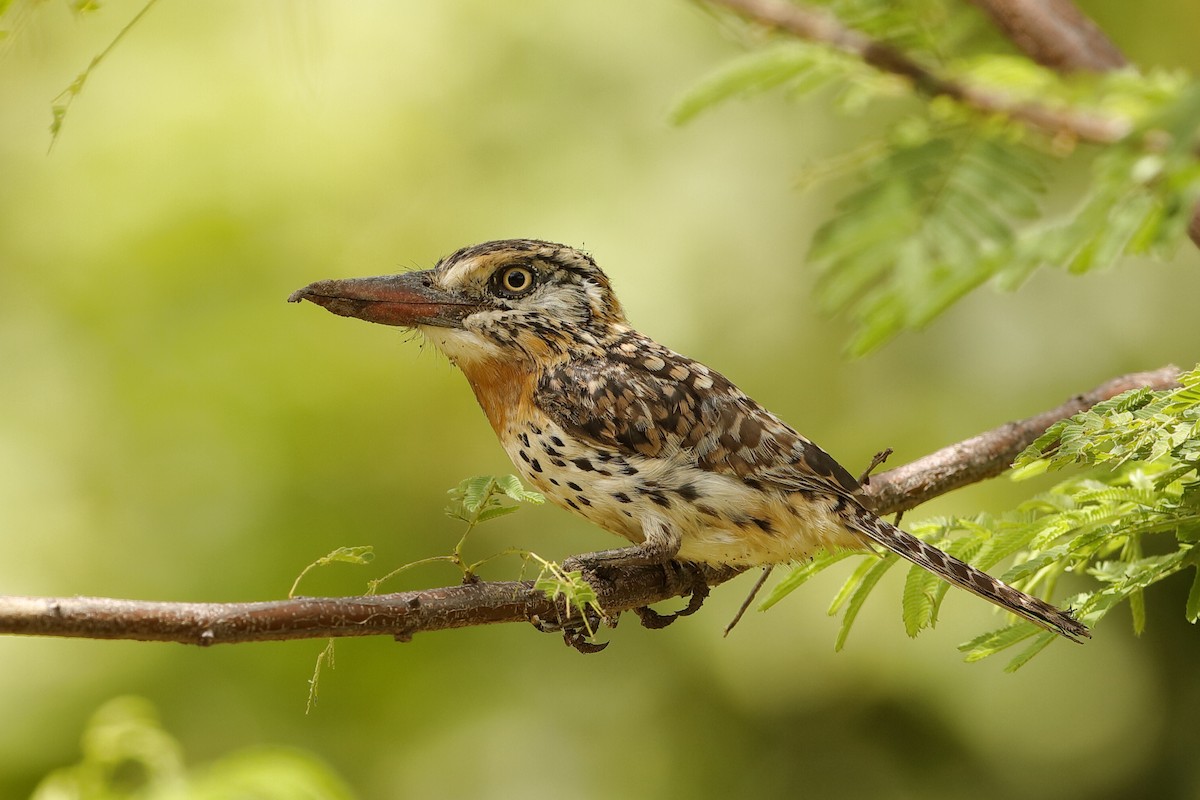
494, 265, 536, 297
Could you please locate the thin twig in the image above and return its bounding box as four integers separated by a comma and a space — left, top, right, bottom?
967, 0, 1200, 250
0, 366, 1180, 646
857, 448, 893, 486
860, 365, 1181, 514
723, 567, 774, 637
49, 0, 161, 152
703, 0, 1130, 143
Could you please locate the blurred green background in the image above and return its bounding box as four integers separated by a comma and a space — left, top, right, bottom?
3, 1, 1200, 798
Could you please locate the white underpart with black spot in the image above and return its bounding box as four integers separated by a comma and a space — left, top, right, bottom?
503, 417, 858, 567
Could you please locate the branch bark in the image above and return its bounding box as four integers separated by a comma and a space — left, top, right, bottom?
0, 366, 1180, 647
703, 0, 1130, 143
966, 0, 1200, 249
967, 0, 1126, 73
860, 365, 1181, 514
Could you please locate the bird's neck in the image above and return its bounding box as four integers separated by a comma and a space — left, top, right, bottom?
455, 355, 540, 439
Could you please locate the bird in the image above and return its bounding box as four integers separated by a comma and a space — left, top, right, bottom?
288, 238, 1089, 642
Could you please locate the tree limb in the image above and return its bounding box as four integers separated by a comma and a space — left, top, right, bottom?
966, 0, 1200, 250
967, 0, 1126, 73
860, 365, 1181, 514
702, 0, 1130, 144
0, 366, 1180, 647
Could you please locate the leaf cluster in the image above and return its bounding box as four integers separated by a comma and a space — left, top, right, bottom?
301, 475, 550, 707
766, 368, 1200, 669
365, 474, 547, 592
445, 476, 601, 637
444, 474, 546, 526
31, 697, 354, 799
675, 0, 1200, 354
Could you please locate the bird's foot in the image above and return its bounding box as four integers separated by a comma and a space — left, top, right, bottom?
528, 596, 609, 654
547, 552, 710, 641
633, 561, 710, 630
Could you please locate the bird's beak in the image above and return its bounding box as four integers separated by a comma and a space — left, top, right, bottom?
287, 270, 478, 328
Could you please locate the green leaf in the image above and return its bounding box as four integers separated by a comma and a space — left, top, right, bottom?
1128, 587, 1147, 636
959, 621, 1041, 662
1186, 562, 1200, 624
461, 475, 497, 515
828, 557, 879, 616
677, 29, 1200, 353
901, 557, 942, 637
289, 546, 376, 598
306, 639, 336, 714
808, 126, 1051, 354
319, 546, 375, 566
671, 46, 813, 125
1083, 550, 1190, 626
761, 549, 860, 610
1003, 631, 1057, 672
475, 504, 522, 523
835, 554, 899, 651
496, 473, 545, 505
445, 474, 543, 524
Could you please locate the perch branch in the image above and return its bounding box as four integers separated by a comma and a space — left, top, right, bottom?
0, 366, 1180, 646
860, 365, 1181, 513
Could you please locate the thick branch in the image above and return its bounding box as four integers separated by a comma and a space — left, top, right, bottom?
0, 366, 1180, 646
703, 0, 1130, 143
968, 0, 1126, 72
0, 567, 737, 646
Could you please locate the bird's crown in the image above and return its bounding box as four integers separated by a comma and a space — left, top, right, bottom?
434, 239, 625, 327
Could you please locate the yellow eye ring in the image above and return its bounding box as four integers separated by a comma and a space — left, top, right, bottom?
496, 265, 535, 296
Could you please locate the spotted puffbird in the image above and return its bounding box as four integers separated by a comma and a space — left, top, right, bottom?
289, 239, 1089, 641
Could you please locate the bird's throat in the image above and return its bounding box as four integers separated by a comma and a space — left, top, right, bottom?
456, 356, 538, 439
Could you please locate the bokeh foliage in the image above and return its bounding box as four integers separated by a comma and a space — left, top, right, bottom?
32, 697, 355, 800
3, 2, 1200, 799
676, 2, 1200, 355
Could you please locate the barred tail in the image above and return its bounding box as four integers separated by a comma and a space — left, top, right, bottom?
848, 504, 1091, 642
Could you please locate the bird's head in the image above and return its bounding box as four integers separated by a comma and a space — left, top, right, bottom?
288, 239, 629, 367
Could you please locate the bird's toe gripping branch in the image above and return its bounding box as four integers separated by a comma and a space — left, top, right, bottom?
537, 553, 712, 648
631, 561, 711, 630
528, 600, 609, 654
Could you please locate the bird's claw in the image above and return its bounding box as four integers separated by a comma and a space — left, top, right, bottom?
632, 561, 710, 629
563, 628, 609, 654
528, 603, 608, 654
632, 605, 677, 629
535, 557, 710, 641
